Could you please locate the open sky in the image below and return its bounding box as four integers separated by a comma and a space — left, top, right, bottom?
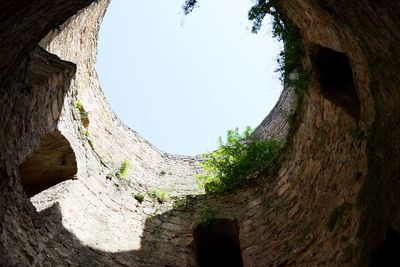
96, 0, 282, 156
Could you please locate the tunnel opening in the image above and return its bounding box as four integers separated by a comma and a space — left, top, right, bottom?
371, 226, 400, 266
194, 218, 243, 267
20, 132, 77, 197
311, 45, 360, 119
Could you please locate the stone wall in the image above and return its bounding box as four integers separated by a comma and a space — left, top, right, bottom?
253, 85, 295, 141
1, 0, 400, 266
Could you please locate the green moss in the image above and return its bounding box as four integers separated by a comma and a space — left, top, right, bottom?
117, 160, 129, 179
197, 207, 217, 228
172, 197, 189, 209
106, 160, 130, 181
148, 188, 168, 203
134, 193, 145, 203
347, 127, 365, 142
76, 100, 86, 116
76, 100, 89, 127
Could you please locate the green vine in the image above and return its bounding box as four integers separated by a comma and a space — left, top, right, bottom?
249, 0, 308, 97
183, 0, 308, 96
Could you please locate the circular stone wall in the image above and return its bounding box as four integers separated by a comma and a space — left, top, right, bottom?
33, 0, 294, 257
1, 0, 400, 266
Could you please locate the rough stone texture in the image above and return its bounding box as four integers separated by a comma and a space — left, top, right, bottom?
1, 0, 400, 266
40, 0, 203, 196
20, 131, 77, 197
253, 85, 296, 141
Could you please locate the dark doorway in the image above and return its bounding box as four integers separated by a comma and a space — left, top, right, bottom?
371, 226, 400, 266
194, 218, 243, 267
20, 132, 77, 197
311, 45, 360, 119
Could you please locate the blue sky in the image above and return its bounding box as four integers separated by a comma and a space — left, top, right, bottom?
96, 0, 282, 155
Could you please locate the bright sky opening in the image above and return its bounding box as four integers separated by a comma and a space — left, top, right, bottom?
97, 0, 282, 156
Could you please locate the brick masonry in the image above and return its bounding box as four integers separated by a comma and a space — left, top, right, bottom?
1, 0, 400, 266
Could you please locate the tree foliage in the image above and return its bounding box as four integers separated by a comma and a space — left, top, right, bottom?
182, 0, 308, 95
196, 127, 283, 193
183, 0, 197, 15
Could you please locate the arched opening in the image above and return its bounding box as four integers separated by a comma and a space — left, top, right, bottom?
194, 218, 243, 267
20, 132, 77, 197
371, 226, 400, 266
311, 45, 360, 119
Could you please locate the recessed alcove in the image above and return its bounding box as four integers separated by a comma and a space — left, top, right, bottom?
3, 0, 400, 265
194, 218, 244, 267
20, 132, 77, 197
311, 45, 360, 119
371, 226, 400, 266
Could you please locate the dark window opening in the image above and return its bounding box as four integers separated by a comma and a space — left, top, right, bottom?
20, 132, 77, 197
311, 45, 360, 119
194, 218, 243, 267
371, 226, 400, 266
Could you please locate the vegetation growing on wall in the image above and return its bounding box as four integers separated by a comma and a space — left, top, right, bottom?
107, 160, 130, 180
76, 100, 89, 127
196, 127, 283, 193
134, 192, 145, 203
148, 188, 168, 203
118, 160, 130, 179
248, 0, 308, 97
196, 207, 218, 228
347, 127, 365, 142
183, 0, 308, 96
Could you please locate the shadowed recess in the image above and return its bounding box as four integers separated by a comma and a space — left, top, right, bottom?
20, 132, 77, 197
311, 45, 360, 119
371, 226, 400, 266
194, 218, 244, 267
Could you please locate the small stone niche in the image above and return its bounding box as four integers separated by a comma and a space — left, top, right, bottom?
311, 45, 360, 119
194, 218, 243, 267
20, 132, 77, 197
371, 226, 400, 266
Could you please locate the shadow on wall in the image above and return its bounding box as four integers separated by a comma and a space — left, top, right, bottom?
29, 201, 246, 266
371, 226, 400, 267
6, 45, 77, 198
30, 195, 400, 266
311, 44, 360, 120
10, 28, 242, 266
194, 218, 243, 267
32, 203, 191, 266
20, 131, 77, 197
17, 46, 78, 198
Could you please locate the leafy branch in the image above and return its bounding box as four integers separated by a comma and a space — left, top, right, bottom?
196, 127, 283, 193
